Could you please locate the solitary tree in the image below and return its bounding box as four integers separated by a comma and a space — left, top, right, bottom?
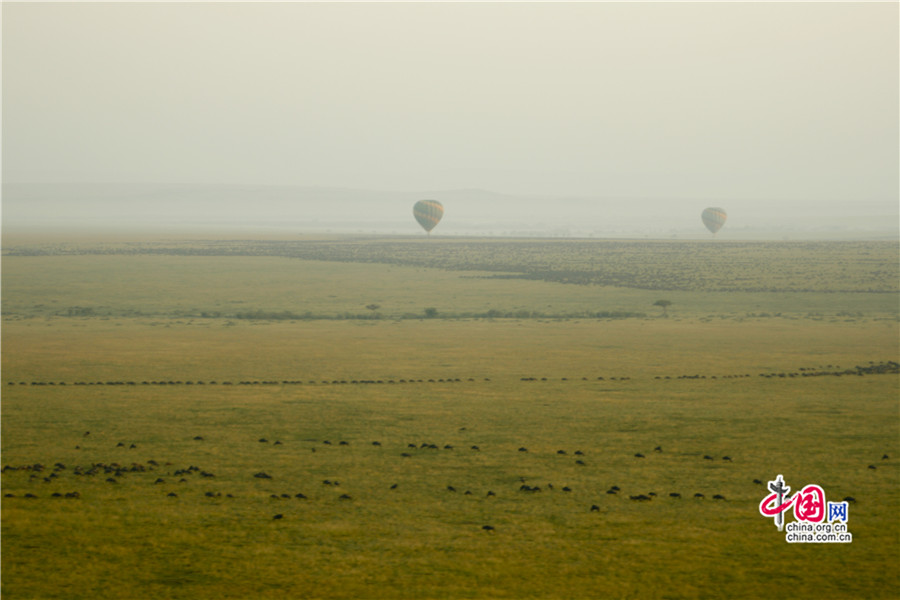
653, 299, 672, 317
424, 307, 439, 319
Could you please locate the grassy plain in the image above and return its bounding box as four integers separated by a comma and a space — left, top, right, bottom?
2, 235, 898, 599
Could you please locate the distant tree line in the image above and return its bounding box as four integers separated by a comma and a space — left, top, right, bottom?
5, 238, 897, 294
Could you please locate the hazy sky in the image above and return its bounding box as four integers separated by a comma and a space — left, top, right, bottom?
3, 1, 898, 203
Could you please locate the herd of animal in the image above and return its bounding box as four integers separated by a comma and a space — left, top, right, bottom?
5, 360, 897, 389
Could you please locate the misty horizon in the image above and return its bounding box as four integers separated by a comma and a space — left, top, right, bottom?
3, 181, 896, 240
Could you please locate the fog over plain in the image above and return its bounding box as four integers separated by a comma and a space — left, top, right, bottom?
2, 2, 898, 238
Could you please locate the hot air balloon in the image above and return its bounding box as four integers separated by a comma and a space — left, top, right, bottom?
413, 200, 443, 234
701, 207, 727, 234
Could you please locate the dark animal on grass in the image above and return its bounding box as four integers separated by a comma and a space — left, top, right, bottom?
694, 493, 705, 499
273, 514, 283, 520
634, 453, 644, 458
590, 505, 600, 512
713, 494, 726, 500
669, 493, 681, 498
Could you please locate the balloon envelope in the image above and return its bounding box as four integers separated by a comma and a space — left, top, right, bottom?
413, 200, 444, 233
701, 207, 727, 234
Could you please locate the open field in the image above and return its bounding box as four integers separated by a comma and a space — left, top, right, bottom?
2, 235, 899, 599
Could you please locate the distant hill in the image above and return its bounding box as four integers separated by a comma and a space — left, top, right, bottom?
2, 182, 897, 239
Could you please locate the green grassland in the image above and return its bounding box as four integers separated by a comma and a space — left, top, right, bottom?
2, 235, 898, 599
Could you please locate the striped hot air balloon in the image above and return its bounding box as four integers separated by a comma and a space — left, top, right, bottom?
413, 200, 444, 234
701, 207, 727, 234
